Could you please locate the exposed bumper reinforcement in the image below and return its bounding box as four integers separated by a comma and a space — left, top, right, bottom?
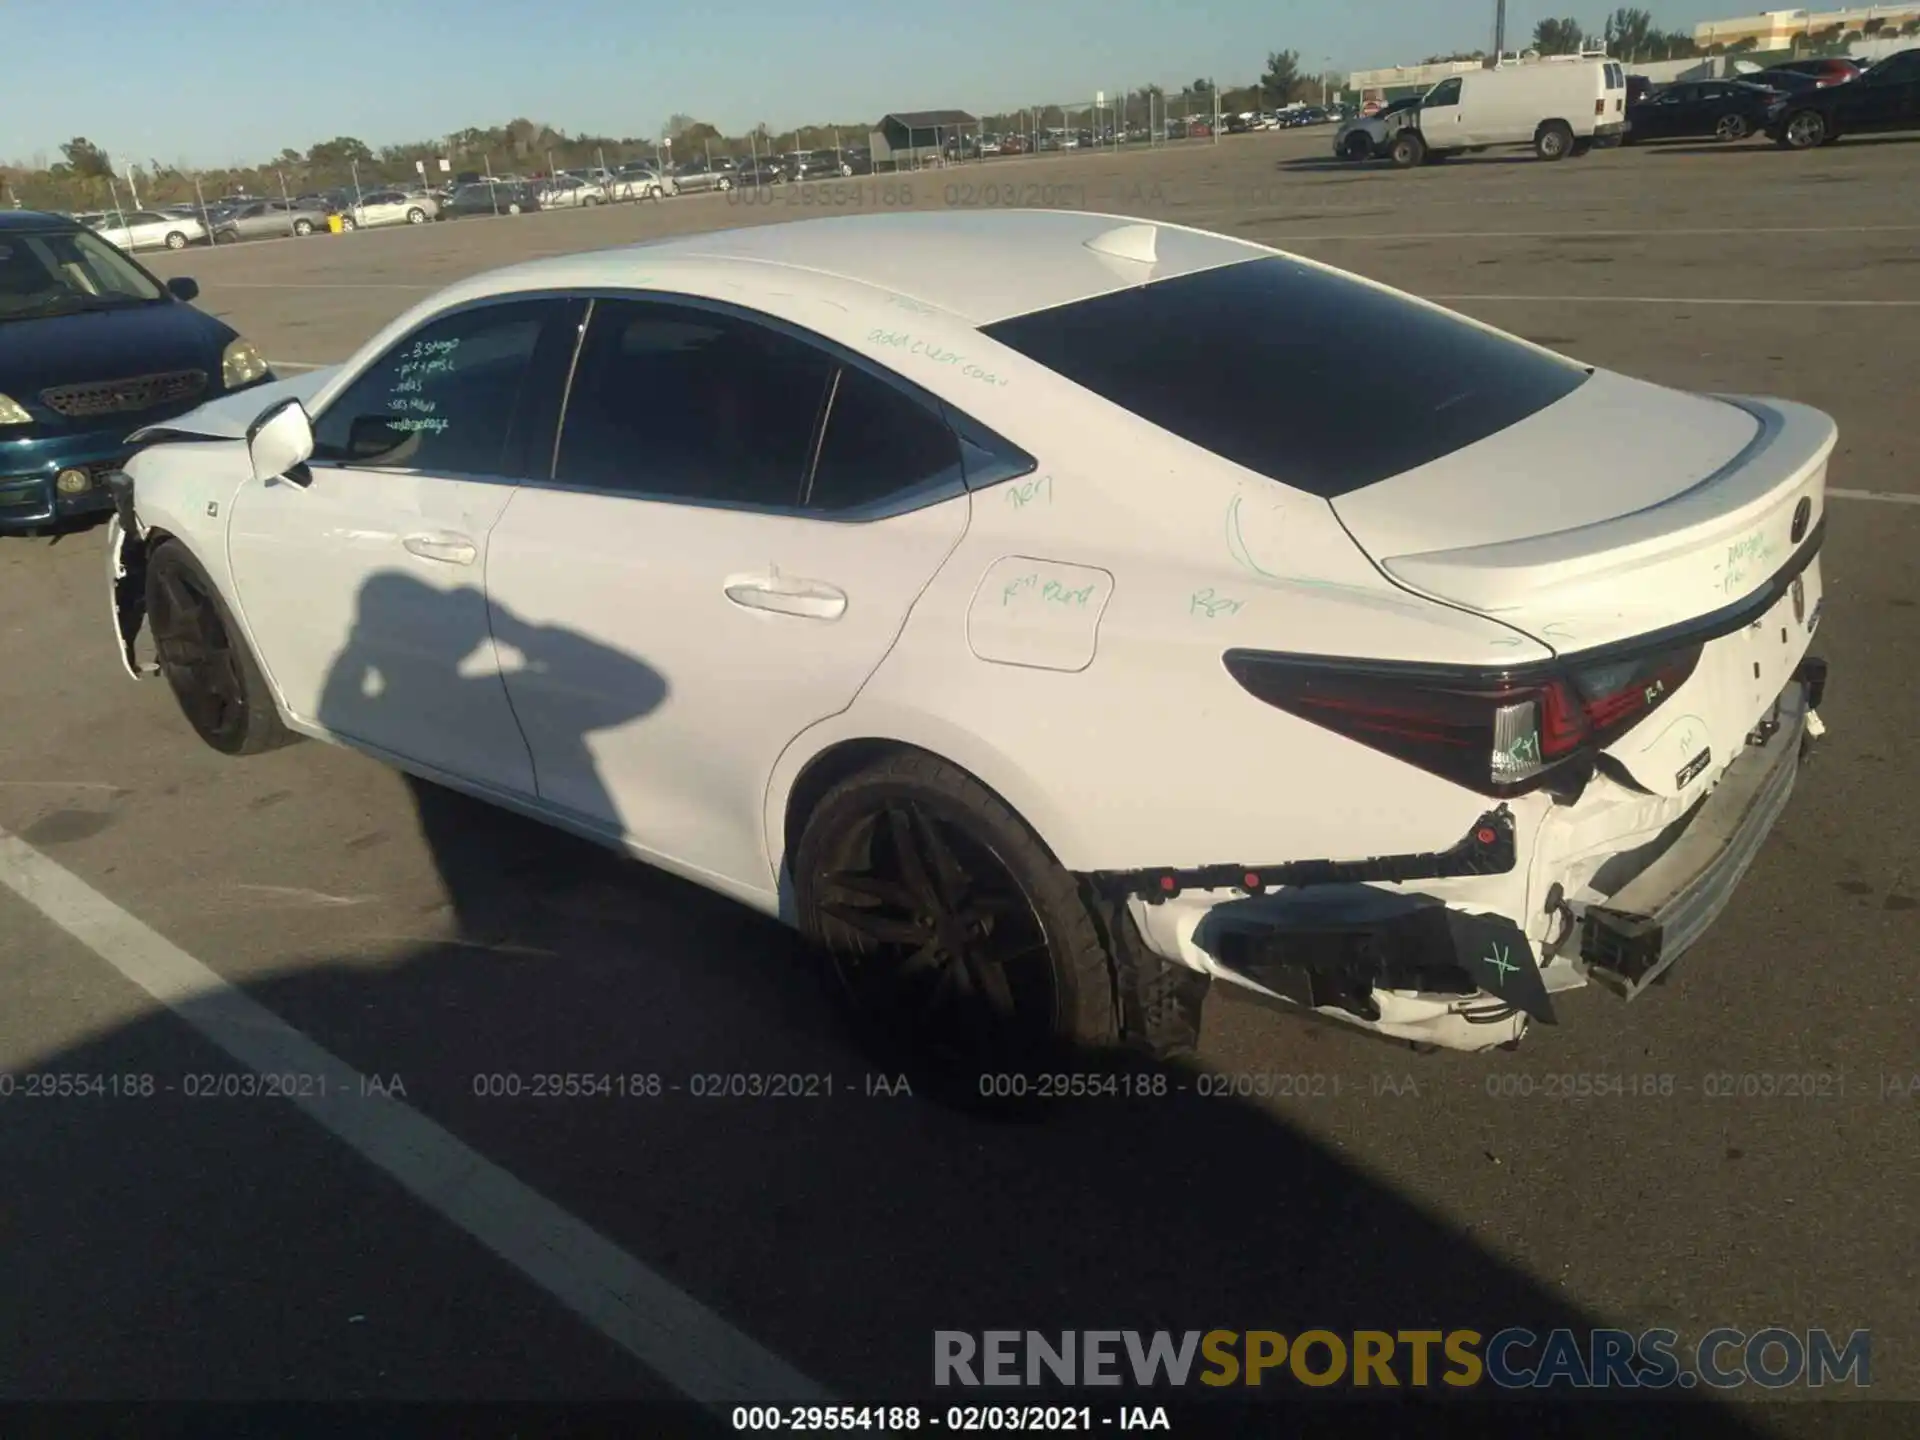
1088, 804, 1517, 903
1579, 671, 1819, 998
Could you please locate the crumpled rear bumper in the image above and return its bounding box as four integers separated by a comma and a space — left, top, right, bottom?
1577, 661, 1821, 997
1117, 664, 1827, 1053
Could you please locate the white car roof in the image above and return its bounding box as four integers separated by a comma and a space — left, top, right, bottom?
432, 210, 1267, 326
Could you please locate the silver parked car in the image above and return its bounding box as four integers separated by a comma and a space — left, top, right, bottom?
212, 198, 330, 243
338, 190, 440, 229
669, 159, 737, 193
536, 174, 608, 208
608, 162, 676, 199
87, 209, 209, 252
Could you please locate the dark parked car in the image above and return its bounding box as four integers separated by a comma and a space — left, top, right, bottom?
780, 149, 844, 181
1760, 56, 1866, 88
440, 181, 543, 217
0, 212, 273, 534
1767, 47, 1920, 149
1744, 67, 1824, 96
1625, 80, 1782, 142
730, 157, 786, 187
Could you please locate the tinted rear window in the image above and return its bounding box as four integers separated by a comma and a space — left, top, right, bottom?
980, 257, 1590, 498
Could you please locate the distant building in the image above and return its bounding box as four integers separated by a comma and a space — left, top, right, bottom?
869, 111, 979, 170
1693, 5, 1920, 48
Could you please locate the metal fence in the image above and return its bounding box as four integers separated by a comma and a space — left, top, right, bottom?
0, 82, 1238, 218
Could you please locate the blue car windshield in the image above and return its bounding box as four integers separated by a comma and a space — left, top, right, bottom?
0, 229, 164, 320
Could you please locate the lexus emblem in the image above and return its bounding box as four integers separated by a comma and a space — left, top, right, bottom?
1791, 497, 1811, 544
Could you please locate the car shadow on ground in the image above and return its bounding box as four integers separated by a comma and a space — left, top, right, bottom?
0, 571, 1821, 1430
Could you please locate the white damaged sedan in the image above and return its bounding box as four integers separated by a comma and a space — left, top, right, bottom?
103, 209, 1832, 1076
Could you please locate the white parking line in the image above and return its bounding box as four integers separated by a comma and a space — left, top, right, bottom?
1830, 488, 1920, 505
0, 824, 830, 1406
1430, 294, 1920, 307
267, 361, 330, 370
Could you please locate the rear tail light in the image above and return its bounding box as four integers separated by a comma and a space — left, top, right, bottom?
1223, 642, 1703, 799
1596, 99, 1606, 115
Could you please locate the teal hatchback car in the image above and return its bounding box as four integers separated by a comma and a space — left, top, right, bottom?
0, 210, 273, 534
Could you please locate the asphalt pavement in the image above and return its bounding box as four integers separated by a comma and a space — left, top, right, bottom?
2, 127, 1916, 1431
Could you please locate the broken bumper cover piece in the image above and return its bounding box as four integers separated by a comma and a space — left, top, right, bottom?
1212, 901, 1555, 1025
1580, 670, 1820, 998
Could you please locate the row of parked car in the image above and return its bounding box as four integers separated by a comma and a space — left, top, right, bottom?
1333, 47, 1920, 167
53, 147, 889, 252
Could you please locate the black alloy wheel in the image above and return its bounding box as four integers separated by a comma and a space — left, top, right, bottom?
144, 540, 293, 755
815, 803, 1059, 1070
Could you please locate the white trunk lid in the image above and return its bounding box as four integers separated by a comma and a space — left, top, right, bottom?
1331, 372, 1835, 796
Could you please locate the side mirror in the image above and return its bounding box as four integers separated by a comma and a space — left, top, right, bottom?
247, 397, 315, 484
167, 276, 200, 302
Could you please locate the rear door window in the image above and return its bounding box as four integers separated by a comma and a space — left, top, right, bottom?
981, 256, 1591, 499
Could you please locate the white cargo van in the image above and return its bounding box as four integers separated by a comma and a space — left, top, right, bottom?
1379, 58, 1628, 166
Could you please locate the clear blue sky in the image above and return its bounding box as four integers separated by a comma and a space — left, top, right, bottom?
9, 0, 1744, 167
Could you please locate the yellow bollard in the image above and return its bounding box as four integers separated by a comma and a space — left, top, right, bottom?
327, 213, 344, 234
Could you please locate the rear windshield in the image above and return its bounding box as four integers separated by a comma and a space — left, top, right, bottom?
980, 256, 1590, 498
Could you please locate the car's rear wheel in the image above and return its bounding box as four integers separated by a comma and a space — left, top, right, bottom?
1780, 109, 1827, 149
339, 216, 357, 230
1342, 131, 1374, 161
795, 752, 1193, 1104
213, 229, 235, 244
1715, 113, 1749, 141
1535, 121, 1575, 160
293, 218, 314, 235
1389, 131, 1426, 168
405, 207, 426, 224
506, 201, 522, 214
717, 176, 733, 191
165, 231, 188, 249
144, 539, 294, 757
1569, 137, 1593, 156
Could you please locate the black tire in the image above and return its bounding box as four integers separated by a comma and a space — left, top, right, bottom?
1569, 137, 1594, 157
1715, 113, 1749, 142
717, 176, 733, 191
144, 539, 295, 756
1389, 131, 1426, 168
165, 230, 188, 250
405, 207, 426, 224
213, 229, 235, 244
506, 201, 522, 214
293, 218, 314, 235
1779, 109, 1827, 149
795, 751, 1189, 1104
339, 216, 357, 230
1536, 121, 1575, 160
1342, 131, 1375, 161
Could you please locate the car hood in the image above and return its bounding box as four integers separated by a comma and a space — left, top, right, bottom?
126, 365, 339, 445
0, 301, 234, 397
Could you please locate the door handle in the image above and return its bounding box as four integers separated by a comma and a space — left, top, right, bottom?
724, 578, 848, 620
403, 532, 477, 566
